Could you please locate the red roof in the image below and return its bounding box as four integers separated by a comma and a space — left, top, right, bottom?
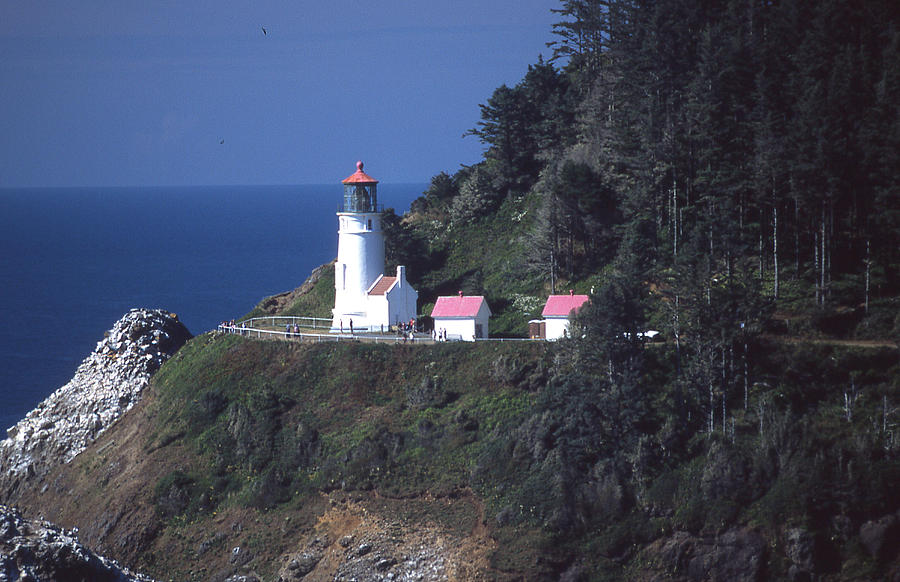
342, 161, 378, 184
542, 294, 589, 317
431, 295, 488, 318
368, 276, 397, 296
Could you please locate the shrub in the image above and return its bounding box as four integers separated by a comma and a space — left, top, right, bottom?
154, 470, 195, 518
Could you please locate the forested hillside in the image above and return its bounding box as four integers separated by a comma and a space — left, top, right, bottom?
390, 0, 899, 340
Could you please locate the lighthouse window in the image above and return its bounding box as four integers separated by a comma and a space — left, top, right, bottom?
367, 219, 372, 230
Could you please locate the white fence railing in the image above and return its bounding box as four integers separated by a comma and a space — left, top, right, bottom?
217, 315, 544, 344
218, 324, 432, 344
236, 316, 333, 329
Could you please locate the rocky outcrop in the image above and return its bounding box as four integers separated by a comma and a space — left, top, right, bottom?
0, 309, 191, 501
859, 512, 900, 561
637, 527, 767, 582
785, 527, 817, 581
269, 495, 493, 582
0, 504, 156, 582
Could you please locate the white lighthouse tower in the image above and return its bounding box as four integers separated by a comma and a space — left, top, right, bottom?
332, 161, 385, 331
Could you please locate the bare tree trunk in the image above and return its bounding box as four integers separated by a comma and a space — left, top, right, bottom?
815, 227, 820, 306
773, 188, 779, 300
865, 238, 870, 314
729, 344, 734, 381
722, 392, 727, 436
568, 231, 575, 280
708, 224, 713, 306
722, 347, 727, 388
673, 178, 678, 258
673, 295, 681, 374
743, 340, 749, 410
795, 199, 800, 278
721, 347, 727, 435
821, 205, 826, 305
826, 203, 832, 297
547, 192, 558, 294
758, 399, 764, 439
843, 378, 857, 423
550, 248, 556, 294
759, 229, 764, 281
708, 350, 715, 434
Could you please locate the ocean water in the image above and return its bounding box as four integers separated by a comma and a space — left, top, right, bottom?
0, 184, 425, 431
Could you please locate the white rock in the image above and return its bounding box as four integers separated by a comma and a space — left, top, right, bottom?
0, 309, 191, 496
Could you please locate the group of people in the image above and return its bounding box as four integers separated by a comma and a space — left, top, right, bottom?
395, 318, 418, 342
432, 328, 451, 342
219, 320, 247, 335
283, 323, 303, 337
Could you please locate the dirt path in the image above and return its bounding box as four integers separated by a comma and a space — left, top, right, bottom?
760, 334, 897, 349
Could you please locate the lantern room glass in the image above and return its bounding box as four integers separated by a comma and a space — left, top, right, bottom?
342, 183, 378, 213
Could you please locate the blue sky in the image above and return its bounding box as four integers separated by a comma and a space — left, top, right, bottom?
0, 1, 561, 187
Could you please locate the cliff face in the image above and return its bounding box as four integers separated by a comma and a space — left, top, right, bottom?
0, 308, 191, 502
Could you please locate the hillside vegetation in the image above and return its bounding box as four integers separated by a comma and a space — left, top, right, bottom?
15, 331, 898, 580
7, 1, 900, 581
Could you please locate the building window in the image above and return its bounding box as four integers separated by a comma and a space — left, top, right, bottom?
367, 219, 372, 230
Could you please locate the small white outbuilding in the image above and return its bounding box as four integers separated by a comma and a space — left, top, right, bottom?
367, 265, 418, 330
540, 291, 590, 340
431, 293, 491, 341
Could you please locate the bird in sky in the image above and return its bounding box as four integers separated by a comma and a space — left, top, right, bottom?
261, 26, 267, 36
219, 139, 225, 145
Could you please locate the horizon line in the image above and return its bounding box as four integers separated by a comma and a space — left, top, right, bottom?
0, 182, 430, 191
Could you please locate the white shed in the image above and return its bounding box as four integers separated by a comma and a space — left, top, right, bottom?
541, 291, 590, 340
431, 293, 491, 341
367, 265, 418, 331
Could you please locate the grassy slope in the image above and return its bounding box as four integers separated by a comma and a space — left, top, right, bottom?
241, 262, 336, 321
405, 193, 554, 337
142, 333, 555, 580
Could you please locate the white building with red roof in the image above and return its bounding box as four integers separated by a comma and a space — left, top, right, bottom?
331, 162, 417, 332
540, 290, 590, 340
367, 265, 418, 331
431, 293, 491, 341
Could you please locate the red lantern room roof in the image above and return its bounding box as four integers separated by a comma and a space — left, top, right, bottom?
342, 161, 379, 184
